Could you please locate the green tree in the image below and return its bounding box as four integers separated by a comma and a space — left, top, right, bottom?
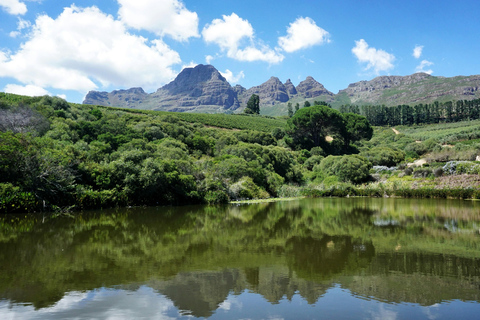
343, 113, 373, 146
304, 101, 311, 108
287, 103, 294, 118
244, 94, 260, 114
286, 105, 346, 151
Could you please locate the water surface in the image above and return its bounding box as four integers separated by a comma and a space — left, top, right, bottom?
1, 198, 479, 319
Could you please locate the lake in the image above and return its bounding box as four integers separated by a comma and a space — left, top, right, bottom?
0, 197, 479, 319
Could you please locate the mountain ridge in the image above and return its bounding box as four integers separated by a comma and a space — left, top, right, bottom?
83, 65, 480, 115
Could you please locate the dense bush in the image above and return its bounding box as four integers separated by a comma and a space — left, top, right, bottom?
316, 155, 372, 184
360, 146, 405, 166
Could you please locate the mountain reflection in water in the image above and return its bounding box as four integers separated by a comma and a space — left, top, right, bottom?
0, 197, 479, 319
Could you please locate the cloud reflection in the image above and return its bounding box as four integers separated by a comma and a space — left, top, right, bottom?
0, 286, 178, 320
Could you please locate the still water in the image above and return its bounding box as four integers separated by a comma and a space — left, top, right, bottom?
0, 197, 479, 319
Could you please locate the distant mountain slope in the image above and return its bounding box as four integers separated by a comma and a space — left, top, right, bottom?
84, 65, 480, 115
335, 73, 480, 107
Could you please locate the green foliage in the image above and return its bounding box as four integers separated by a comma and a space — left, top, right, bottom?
244, 94, 260, 114
286, 105, 346, 151
360, 146, 405, 166
316, 155, 372, 184
228, 176, 270, 200
343, 113, 373, 145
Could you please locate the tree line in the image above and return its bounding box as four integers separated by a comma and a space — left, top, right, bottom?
339, 98, 480, 126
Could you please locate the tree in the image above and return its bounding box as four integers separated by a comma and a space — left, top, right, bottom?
343, 113, 373, 146
304, 101, 311, 108
287, 103, 294, 117
286, 105, 346, 151
244, 94, 260, 114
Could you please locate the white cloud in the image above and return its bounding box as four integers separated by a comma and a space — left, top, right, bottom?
0, 5, 181, 93
0, 0, 27, 15
415, 59, 434, 74
205, 55, 215, 64
4, 83, 50, 96
202, 13, 284, 64
9, 17, 31, 38
278, 17, 330, 53
413, 45, 423, 59
181, 61, 197, 70
352, 39, 395, 74
117, 0, 199, 41
220, 69, 244, 84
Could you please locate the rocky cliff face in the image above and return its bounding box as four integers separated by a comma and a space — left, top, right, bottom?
83, 87, 147, 108
150, 65, 239, 111
296, 76, 334, 98
244, 77, 290, 105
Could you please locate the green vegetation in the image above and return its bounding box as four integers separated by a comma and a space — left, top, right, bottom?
1, 92, 480, 214
244, 94, 260, 114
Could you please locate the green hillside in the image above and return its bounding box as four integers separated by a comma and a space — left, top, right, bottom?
1, 93, 480, 214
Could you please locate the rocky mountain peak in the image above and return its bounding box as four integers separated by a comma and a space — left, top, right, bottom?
296, 76, 333, 98
160, 64, 227, 95
284, 79, 297, 95
244, 77, 290, 105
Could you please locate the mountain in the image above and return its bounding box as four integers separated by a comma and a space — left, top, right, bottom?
335, 73, 480, 107
84, 64, 240, 113
83, 65, 480, 115
83, 65, 332, 113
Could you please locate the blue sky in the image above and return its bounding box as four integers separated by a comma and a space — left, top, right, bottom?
1, 0, 480, 103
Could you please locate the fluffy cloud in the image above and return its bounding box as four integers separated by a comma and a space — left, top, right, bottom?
278, 17, 330, 52
352, 39, 395, 74
413, 45, 423, 59
0, 0, 27, 15
4, 84, 50, 96
117, 0, 199, 41
9, 17, 31, 38
0, 6, 181, 93
415, 60, 434, 74
220, 69, 245, 84
202, 13, 284, 64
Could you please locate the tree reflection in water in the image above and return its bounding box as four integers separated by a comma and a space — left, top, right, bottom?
0, 197, 479, 318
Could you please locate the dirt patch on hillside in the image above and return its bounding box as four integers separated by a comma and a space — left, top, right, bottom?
391, 128, 400, 135
407, 159, 427, 167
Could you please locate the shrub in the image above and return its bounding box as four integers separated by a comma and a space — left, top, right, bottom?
413, 168, 432, 178
204, 190, 230, 204
433, 167, 444, 177
303, 155, 324, 170
361, 146, 405, 166
228, 176, 270, 200
317, 154, 372, 184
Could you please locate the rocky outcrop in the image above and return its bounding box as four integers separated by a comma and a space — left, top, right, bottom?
296, 76, 334, 98
83, 87, 147, 108
284, 79, 297, 96
338, 73, 480, 105
244, 77, 290, 105
150, 65, 239, 111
